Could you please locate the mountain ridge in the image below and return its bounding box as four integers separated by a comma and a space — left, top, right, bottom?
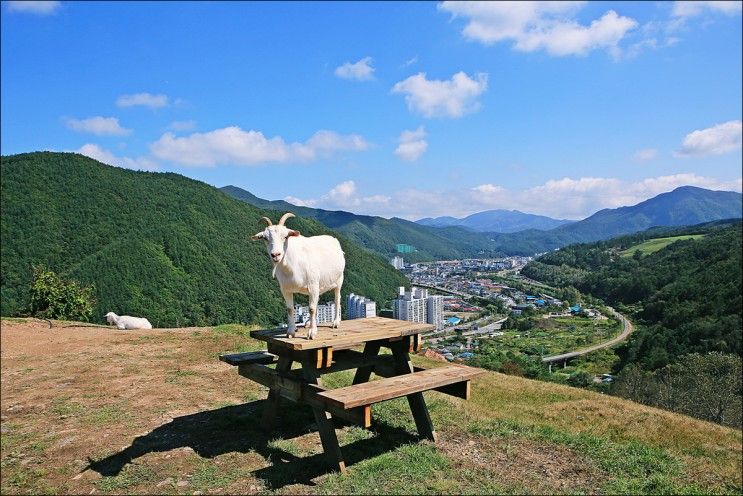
417, 209, 575, 232
223, 184, 742, 259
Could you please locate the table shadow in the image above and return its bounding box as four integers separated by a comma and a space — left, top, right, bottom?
85, 400, 418, 489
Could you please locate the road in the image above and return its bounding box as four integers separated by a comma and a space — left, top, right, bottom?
410, 283, 474, 299
541, 307, 634, 364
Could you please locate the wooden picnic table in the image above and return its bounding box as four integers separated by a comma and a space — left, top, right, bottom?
219, 316, 485, 473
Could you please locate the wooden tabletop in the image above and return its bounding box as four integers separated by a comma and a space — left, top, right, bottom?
250, 317, 434, 351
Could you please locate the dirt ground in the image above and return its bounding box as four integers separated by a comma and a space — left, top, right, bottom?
1, 319, 321, 494
1, 318, 740, 495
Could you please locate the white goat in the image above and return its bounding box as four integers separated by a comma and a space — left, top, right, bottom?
252, 212, 345, 339
105, 312, 153, 330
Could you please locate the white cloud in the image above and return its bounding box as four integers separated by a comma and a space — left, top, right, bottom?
395, 126, 428, 161
286, 180, 391, 211
150, 126, 369, 167
282, 173, 742, 220
76, 144, 159, 171
334, 57, 375, 81
65, 116, 132, 136
392, 71, 488, 118
472, 183, 506, 194
116, 92, 169, 109
632, 148, 658, 162
284, 196, 318, 207
6, 1, 60, 14
439, 1, 637, 58
676, 120, 742, 157
167, 120, 196, 132
672, 1, 743, 18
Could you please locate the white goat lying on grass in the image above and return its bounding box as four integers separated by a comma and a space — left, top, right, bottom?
105, 312, 153, 330
252, 212, 345, 340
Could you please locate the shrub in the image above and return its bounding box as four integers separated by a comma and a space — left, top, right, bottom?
29, 267, 95, 321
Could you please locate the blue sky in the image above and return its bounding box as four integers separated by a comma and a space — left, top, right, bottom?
2, 1, 741, 220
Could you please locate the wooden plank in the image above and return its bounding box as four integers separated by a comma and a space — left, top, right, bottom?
325, 347, 333, 368
239, 363, 369, 427
259, 356, 292, 430
373, 363, 477, 400
391, 341, 436, 442
301, 360, 347, 473
316, 364, 485, 410
352, 341, 382, 385
219, 351, 277, 366
250, 317, 434, 351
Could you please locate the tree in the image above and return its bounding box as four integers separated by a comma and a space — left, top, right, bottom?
29, 267, 95, 321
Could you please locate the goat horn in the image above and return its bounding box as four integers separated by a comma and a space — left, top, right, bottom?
260, 216, 273, 226
278, 212, 295, 226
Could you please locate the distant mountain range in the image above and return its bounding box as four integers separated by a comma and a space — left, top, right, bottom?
220, 186, 502, 262
417, 210, 574, 232
223, 185, 742, 259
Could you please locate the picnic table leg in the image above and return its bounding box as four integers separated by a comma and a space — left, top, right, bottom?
301, 361, 347, 473
352, 340, 382, 385
260, 356, 292, 430
391, 340, 438, 442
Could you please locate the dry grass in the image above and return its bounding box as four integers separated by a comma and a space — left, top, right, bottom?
1, 317, 741, 494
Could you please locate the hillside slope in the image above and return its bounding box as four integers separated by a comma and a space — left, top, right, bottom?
221, 185, 503, 261
548, 185, 742, 242
522, 221, 742, 369
0, 152, 408, 326
1, 318, 740, 495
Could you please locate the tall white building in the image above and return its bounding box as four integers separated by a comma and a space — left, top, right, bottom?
294, 302, 336, 325
390, 256, 405, 270
426, 295, 444, 331
346, 293, 377, 319
392, 286, 444, 330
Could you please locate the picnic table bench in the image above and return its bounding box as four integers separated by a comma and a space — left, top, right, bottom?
219, 316, 485, 473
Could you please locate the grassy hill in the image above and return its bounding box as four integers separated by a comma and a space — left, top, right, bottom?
1, 318, 741, 495
522, 221, 742, 369
618, 234, 706, 257
0, 152, 408, 326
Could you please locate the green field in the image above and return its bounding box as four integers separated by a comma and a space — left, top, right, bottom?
490, 316, 621, 357
619, 234, 705, 257
439, 315, 621, 359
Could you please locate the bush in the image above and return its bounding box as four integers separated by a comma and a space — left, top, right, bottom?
566, 370, 593, 388
29, 267, 95, 321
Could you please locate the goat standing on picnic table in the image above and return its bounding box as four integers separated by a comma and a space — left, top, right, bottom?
252, 212, 345, 340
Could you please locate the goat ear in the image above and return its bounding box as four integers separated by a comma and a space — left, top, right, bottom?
288, 230, 301, 237
251, 232, 265, 240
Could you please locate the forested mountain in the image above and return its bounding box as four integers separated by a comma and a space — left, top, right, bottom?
224, 185, 742, 260
522, 220, 742, 370
221, 185, 503, 261
0, 152, 408, 327
546, 186, 742, 242
417, 209, 574, 232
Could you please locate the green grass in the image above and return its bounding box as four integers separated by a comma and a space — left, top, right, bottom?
96, 463, 158, 492
467, 419, 706, 494
619, 234, 705, 257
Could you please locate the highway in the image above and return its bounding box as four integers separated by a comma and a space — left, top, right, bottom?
541, 307, 634, 364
